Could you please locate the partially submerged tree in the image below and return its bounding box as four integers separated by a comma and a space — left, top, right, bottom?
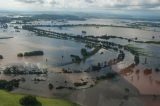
48, 83, 53, 90
0, 55, 3, 59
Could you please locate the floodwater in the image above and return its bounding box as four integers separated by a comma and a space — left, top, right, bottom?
38, 26, 160, 41
36, 18, 160, 41
0, 18, 160, 97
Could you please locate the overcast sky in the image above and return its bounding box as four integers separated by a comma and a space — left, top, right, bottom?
1, 0, 160, 11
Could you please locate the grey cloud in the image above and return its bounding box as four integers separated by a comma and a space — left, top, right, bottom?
14, 0, 160, 10
85, 0, 95, 3
142, 1, 160, 8
106, 0, 160, 9
15, 0, 44, 4
50, 0, 59, 5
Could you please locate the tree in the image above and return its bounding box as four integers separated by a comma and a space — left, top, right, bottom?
0, 55, 3, 59
134, 55, 139, 65
17, 53, 23, 57
81, 48, 88, 57
48, 83, 53, 90
19, 95, 41, 106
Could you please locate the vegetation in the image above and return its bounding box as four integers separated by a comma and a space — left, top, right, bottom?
3, 65, 47, 75
0, 79, 20, 91
24, 51, 44, 57
124, 44, 146, 56
0, 37, 13, 39
56, 86, 66, 89
24, 23, 143, 30
19, 95, 41, 106
55, 86, 74, 90
0, 90, 78, 106
74, 82, 88, 87
117, 50, 125, 61
62, 68, 72, 73
91, 65, 102, 71
96, 72, 117, 80
155, 68, 160, 72
17, 51, 44, 57
48, 83, 54, 90
134, 55, 140, 65
70, 55, 81, 63
17, 53, 23, 57
0, 55, 3, 59
81, 47, 100, 60
145, 41, 160, 45
81, 48, 88, 57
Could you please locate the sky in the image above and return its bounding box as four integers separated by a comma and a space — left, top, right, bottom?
0, 0, 160, 11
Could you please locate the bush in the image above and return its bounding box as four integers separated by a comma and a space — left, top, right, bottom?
74, 82, 88, 87
70, 54, 81, 63
48, 83, 53, 90
56, 86, 65, 89
96, 72, 117, 80
125, 88, 130, 93
134, 55, 139, 65
105, 73, 117, 79
0, 79, 20, 91
19, 95, 41, 106
81, 48, 88, 57
17, 53, 23, 57
0, 55, 3, 59
24, 51, 44, 57
155, 68, 160, 72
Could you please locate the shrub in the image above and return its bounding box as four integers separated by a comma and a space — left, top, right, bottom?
96, 72, 117, 80
70, 54, 81, 63
125, 88, 130, 93
17, 53, 23, 57
74, 82, 88, 87
134, 55, 139, 65
19, 95, 41, 106
0, 55, 3, 59
48, 83, 53, 90
56, 86, 65, 89
155, 68, 160, 72
81, 48, 88, 57
0, 79, 20, 91
24, 51, 44, 57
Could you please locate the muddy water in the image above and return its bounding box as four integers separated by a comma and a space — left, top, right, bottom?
38, 26, 160, 41
36, 18, 160, 41
0, 28, 86, 67
112, 49, 160, 95
0, 19, 160, 97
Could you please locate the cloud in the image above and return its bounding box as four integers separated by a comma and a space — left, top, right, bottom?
3, 0, 160, 11
85, 0, 95, 3
15, 0, 44, 4
50, 0, 59, 6
48, 0, 160, 10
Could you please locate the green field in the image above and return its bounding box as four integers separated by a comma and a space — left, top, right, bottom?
0, 90, 78, 106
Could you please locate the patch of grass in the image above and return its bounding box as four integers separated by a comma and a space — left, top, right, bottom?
125, 44, 147, 56
145, 41, 160, 45
0, 90, 78, 106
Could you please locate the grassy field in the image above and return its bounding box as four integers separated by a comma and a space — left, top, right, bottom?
0, 90, 78, 106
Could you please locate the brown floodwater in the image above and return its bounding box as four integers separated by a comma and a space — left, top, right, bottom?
0, 19, 160, 98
